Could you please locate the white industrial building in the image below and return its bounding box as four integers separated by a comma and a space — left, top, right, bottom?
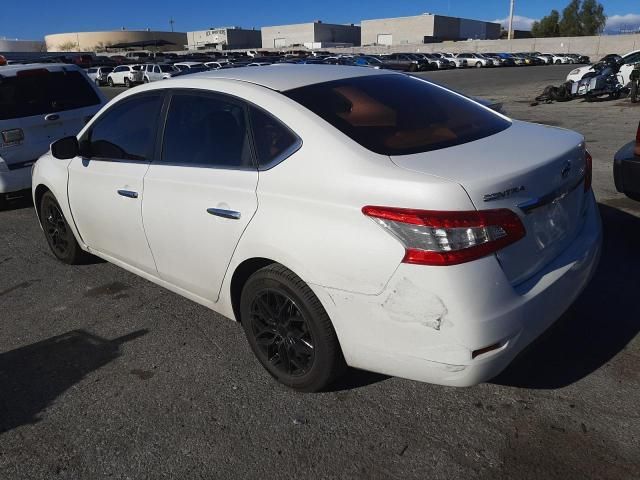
361, 14, 501, 46
187, 27, 261, 50
261, 21, 361, 49
0, 38, 46, 52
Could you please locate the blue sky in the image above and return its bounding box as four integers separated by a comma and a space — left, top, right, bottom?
2, 0, 639, 39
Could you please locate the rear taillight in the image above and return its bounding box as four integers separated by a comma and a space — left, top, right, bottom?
1, 128, 24, 144
362, 206, 525, 266
584, 150, 592, 192
635, 121, 640, 157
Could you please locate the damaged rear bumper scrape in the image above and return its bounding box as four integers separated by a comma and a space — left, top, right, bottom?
309, 194, 602, 387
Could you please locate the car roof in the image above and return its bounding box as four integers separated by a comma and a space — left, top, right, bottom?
180, 64, 395, 91
0, 63, 82, 77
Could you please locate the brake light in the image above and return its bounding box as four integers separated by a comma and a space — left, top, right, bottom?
362, 206, 525, 266
635, 121, 640, 157
584, 150, 592, 192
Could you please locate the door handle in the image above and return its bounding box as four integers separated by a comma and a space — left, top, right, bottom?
44, 114, 60, 121
207, 208, 241, 220
117, 189, 138, 199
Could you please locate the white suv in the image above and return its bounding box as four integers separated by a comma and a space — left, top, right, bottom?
142, 63, 180, 82
107, 65, 144, 87
0, 64, 104, 203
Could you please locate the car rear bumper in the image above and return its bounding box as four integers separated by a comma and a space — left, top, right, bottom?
0, 165, 33, 194
613, 141, 640, 199
314, 193, 602, 386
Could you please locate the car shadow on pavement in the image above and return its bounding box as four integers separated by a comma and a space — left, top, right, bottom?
328, 368, 390, 392
0, 194, 33, 212
0, 329, 147, 434
494, 203, 640, 389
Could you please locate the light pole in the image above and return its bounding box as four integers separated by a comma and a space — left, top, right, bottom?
507, 0, 515, 40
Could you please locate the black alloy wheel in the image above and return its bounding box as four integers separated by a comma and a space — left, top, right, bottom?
249, 289, 315, 377
240, 264, 346, 392
39, 191, 88, 264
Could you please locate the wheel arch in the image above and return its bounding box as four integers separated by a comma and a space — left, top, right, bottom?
34, 183, 51, 220
229, 257, 277, 323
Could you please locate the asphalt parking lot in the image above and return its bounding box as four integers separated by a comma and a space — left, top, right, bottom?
1, 65, 639, 479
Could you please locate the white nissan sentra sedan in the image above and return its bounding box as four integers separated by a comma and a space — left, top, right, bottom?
31, 65, 602, 392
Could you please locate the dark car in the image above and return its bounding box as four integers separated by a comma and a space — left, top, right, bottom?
93, 55, 117, 67
352, 56, 389, 69
378, 53, 429, 72
613, 121, 640, 201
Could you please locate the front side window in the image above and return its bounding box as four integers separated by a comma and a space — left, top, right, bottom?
284, 74, 510, 156
82, 94, 163, 161
161, 93, 254, 169
624, 52, 640, 64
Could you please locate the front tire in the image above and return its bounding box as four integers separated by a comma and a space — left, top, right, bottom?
475, 62, 482, 68
124, 77, 131, 87
107, 77, 114, 87
240, 264, 346, 392
39, 191, 88, 264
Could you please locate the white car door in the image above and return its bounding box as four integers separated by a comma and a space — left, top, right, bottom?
67, 92, 165, 274
142, 90, 260, 301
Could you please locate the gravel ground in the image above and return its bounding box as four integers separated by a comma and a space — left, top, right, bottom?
1, 65, 639, 479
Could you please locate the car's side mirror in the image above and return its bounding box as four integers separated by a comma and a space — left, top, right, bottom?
51, 136, 79, 160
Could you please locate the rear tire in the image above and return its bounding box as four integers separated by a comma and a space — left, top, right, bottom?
39, 192, 89, 265
475, 62, 482, 68
240, 264, 346, 392
631, 82, 639, 103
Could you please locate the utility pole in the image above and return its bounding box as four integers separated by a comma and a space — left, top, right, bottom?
169, 18, 175, 32
507, 0, 515, 40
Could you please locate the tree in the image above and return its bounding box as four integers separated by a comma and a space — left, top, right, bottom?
532, 0, 607, 37
580, 0, 606, 35
57, 41, 78, 52
559, 0, 583, 36
532, 10, 560, 37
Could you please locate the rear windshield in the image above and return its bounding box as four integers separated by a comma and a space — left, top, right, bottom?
283, 74, 510, 156
0, 70, 101, 120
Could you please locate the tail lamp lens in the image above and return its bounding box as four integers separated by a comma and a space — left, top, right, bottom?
1, 128, 24, 144
362, 206, 525, 266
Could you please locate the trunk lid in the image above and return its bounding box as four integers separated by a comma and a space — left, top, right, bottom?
390, 120, 589, 285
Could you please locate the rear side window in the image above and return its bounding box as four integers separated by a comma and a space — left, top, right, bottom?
161, 93, 254, 169
249, 107, 299, 168
0, 70, 101, 120
284, 74, 510, 156
83, 94, 163, 161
